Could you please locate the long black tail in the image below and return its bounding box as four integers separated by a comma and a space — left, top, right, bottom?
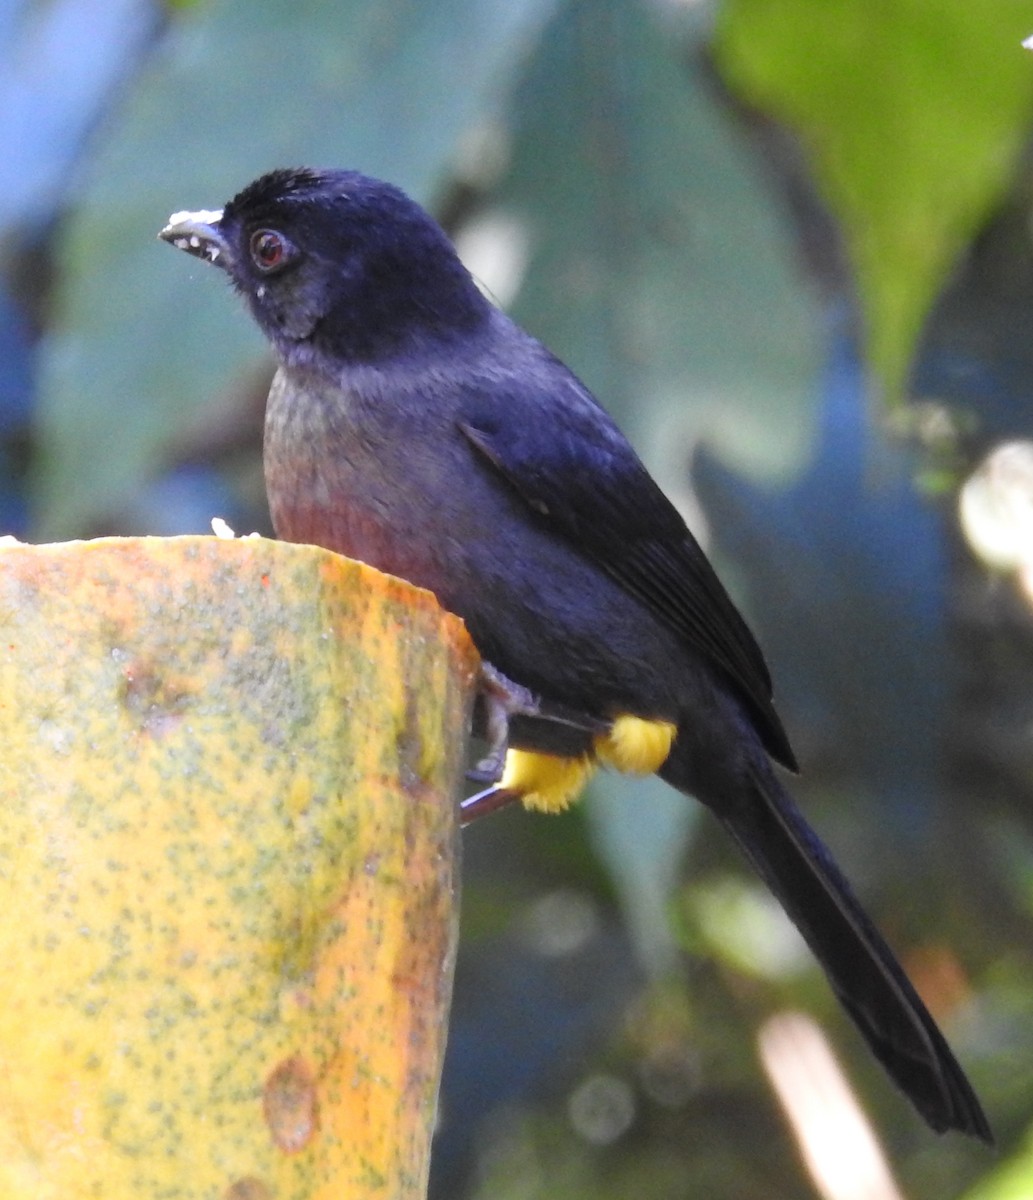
672, 757, 991, 1141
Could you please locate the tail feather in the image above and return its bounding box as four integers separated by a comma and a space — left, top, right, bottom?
685, 760, 991, 1141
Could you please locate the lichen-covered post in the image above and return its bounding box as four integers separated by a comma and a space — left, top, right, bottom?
0, 535, 476, 1199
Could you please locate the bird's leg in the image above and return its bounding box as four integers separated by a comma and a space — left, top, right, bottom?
467, 661, 539, 784
462, 664, 540, 826
464, 666, 614, 825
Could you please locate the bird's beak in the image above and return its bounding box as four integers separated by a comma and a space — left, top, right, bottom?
158, 208, 229, 267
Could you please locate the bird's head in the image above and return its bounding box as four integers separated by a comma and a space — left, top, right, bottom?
159, 167, 489, 363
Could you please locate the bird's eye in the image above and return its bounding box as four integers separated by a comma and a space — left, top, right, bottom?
249, 229, 294, 273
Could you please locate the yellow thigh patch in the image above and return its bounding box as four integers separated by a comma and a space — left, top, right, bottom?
500, 715, 676, 815
501, 749, 596, 814
595, 714, 676, 774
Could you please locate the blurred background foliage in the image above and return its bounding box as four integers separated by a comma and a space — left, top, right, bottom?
4, 0, 1033, 1195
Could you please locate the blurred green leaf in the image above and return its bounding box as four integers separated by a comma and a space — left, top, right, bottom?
716, 0, 1033, 402
35, 0, 558, 536
587, 775, 696, 977
681, 874, 810, 980
960, 1131, 1033, 1200
499, 0, 822, 489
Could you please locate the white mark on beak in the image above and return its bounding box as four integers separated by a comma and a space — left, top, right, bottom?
167, 208, 223, 226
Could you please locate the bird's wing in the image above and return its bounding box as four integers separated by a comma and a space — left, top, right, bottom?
457, 372, 797, 771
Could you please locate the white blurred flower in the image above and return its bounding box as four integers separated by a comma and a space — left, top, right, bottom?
958, 440, 1033, 602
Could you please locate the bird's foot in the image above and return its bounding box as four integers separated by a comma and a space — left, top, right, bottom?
469, 662, 540, 784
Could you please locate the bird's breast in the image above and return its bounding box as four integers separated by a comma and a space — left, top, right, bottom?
262, 365, 474, 596
261, 362, 687, 724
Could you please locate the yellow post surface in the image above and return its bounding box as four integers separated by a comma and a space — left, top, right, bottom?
0, 535, 477, 1199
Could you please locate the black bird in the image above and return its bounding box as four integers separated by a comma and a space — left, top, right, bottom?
160, 167, 990, 1142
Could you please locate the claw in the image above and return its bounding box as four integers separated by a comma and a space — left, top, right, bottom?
466, 756, 506, 785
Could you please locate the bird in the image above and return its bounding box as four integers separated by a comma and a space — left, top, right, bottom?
160, 166, 990, 1142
